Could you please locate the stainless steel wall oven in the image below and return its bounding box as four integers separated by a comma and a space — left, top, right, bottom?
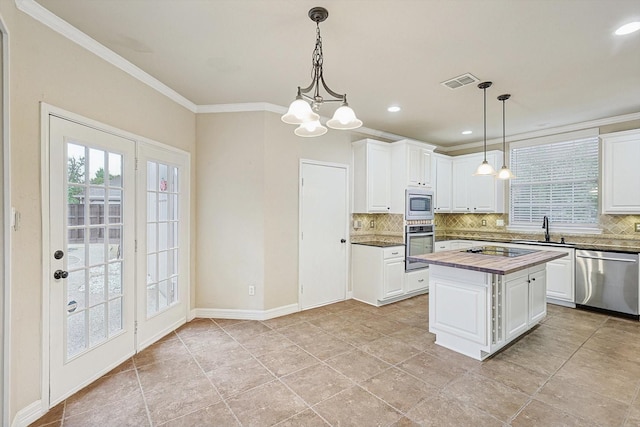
405, 224, 434, 271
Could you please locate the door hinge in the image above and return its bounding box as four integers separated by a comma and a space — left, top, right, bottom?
134, 320, 138, 334
135, 239, 137, 252
301, 178, 304, 186
301, 232, 303, 240
135, 157, 139, 171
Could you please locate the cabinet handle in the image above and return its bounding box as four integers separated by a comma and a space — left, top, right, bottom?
531, 277, 536, 281
391, 252, 399, 255
418, 279, 424, 282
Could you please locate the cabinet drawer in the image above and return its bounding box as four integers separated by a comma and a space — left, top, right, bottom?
406, 269, 429, 292
383, 246, 404, 259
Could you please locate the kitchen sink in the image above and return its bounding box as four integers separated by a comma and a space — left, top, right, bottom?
512, 240, 577, 248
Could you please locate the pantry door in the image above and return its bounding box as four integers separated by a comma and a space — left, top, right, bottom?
48, 116, 136, 405
299, 160, 348, 309
136, 142, 190, 350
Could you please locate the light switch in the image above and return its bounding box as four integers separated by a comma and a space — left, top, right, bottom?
635, 223, 640, 232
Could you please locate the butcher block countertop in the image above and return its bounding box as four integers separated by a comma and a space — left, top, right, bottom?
408, 247, 568, 275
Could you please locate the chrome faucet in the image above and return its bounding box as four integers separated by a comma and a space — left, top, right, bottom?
542, 216, 550, 242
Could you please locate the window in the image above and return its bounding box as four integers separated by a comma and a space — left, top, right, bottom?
509, 132, 599, 231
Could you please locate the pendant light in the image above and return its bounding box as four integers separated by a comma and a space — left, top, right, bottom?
496, 94, 516, 180
474, 81, 496, 176
281, 7, 362, 137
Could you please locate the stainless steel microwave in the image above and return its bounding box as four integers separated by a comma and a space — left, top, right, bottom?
405, 189, 434, 220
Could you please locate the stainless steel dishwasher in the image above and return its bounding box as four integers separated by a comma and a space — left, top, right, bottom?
575, 250, 639, 317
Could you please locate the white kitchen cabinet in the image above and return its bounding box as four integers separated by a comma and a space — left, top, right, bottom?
545, 251, 575, 303
504, 266, 546, 341
430, 262, 548, 360
383, 249, 405, 299
352, 244, 428, 306
451, 151, 504, 213
504, 272, 530, 341
529, 268, 547, 324
434, 241, 451, 252
390, 140, 437, 213
433, 154, 452, 213
601, 129, 640, 214
353, 139, 392, 213
405, 268, 429, 293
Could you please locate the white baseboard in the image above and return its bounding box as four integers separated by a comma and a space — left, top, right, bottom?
12, 400, 44, 427
346, 291, 353, 299
188, 309, 197, 321
547, 298, 576, 308
195, 303, 299, 321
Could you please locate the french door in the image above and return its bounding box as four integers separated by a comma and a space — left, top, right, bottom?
47, 111, 190, 405
49, 116, 136, 404
136, 142, 189, 350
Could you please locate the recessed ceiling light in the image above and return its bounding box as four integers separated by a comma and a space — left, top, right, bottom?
387, 106, 401, 113
461, 130, 472, 135
615, 22, 640, 35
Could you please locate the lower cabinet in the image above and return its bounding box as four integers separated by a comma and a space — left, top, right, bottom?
405, 268, 429, 293
504, 266, 546, 341
429, 263, 547, 360
352, 244, 428, 306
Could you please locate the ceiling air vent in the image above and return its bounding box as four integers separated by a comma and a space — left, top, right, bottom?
441, 73, 480, 90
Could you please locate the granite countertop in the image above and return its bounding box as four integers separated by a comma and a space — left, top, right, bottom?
408, 246, 568, 275
352, 241, 405, 248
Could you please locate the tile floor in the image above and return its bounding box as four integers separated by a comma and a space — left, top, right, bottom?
30, 295, 640, 426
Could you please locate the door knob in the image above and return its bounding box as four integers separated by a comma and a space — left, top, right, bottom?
54, 270, 69, 280
54, 250, 64, 260
340, 239, 347, 243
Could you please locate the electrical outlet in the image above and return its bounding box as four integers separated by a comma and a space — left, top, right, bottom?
635, 223, 640, 232
496, 219, 505, 227
481, 219, 487, 226
248, 285, 255, 296
369, 220, 375, 228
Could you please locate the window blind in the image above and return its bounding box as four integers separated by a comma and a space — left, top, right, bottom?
509, 136, 599, 226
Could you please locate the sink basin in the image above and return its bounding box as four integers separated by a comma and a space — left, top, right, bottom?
512, 240, 576, 247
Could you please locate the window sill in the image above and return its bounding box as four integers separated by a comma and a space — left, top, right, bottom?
506, 225, 603, 235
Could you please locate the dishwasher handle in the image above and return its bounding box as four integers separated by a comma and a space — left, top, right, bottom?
576, 254, 638, 263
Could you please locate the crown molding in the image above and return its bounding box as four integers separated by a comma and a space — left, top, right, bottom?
438, 111, 640, 153
15, 0, 197, 113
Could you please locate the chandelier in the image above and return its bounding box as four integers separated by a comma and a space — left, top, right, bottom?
281, 7, 362, 137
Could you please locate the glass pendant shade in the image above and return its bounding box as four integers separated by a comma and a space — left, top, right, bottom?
497, 165, 515, 180
327, 104, 363, 130
294, 120, 328, 137
474, 160, 496, 176
281, 98, 319, 124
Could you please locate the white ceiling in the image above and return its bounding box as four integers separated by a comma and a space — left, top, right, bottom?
35, 0, 640, 147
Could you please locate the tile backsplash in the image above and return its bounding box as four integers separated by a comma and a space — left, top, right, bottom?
435, 213, 640, 249
349, 211, 640, 249
351, 213, 404, 243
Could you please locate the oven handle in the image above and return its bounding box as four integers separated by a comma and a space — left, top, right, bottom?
406, 232, 434, 237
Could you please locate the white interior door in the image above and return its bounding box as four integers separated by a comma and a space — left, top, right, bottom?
136, 142, 190, 350
299, 161, 348, 309
49, 116, 136, 404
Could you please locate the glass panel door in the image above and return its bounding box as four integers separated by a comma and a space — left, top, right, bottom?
136, 142, 189, 350
146, 160, 179, 317
49, 116, 135, 405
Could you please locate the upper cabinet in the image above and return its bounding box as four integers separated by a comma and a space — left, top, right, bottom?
601, 129, 640, 214
353, 139, 392, 213
390, 140, 437, 213
433, 154, 452, 213
451, 151, 504, 213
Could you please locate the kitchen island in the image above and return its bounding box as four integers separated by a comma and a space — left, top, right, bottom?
409, 246, 567, 360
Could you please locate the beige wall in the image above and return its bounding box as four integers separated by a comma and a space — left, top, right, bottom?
196, 111, 351, 312
2, 0, 196, 420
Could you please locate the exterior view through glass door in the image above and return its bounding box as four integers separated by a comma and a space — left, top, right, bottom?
136, 142, 189, 350
49, 116, 136, 405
